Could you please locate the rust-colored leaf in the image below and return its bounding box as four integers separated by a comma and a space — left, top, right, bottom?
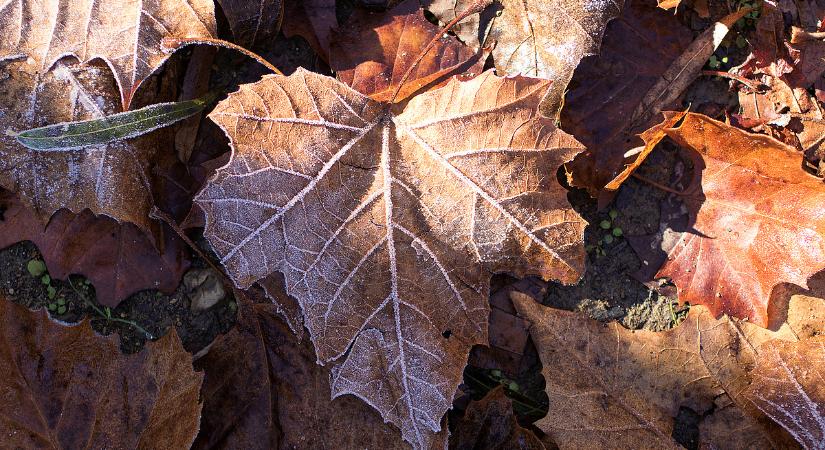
194, 293, 409, 450
0, 189, 190, 308
427, 0, 623, 116
196, 69, 587, 448
744, 336, 825, 450
512, 292, 825, 449
330, 0, 485, 102
659, 113, 825, 326
0, 298, 203, 449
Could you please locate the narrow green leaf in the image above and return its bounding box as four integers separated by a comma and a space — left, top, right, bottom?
13, 93, 217, 151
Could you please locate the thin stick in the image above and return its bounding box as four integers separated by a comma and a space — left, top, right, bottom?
163, 37, 284, 76
701, 70, 763, 91
389, 0, 493, 103
631, 173, 686, 195
68, 278, 155, 339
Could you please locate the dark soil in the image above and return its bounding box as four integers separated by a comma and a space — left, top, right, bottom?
0, 240, 236, 354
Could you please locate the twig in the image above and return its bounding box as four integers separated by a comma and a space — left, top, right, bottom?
631, 173, 687, 195
67, 278, 155, 339
701, 70, 764, 91
162, 37, 284, 76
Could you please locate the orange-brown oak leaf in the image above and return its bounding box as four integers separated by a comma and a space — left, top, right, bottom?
0, 189, 191, 308
0, 298, 203, 449
743, 336, 825, 450
195, 69, 587, 448
512, 293, 825, 449
330, 0, 485, 102
660, 113, 825, 327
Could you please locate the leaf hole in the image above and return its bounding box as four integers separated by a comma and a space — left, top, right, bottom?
442, 329, 452, 339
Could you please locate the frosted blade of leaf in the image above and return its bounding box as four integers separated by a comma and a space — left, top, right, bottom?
14, 96, 214, 151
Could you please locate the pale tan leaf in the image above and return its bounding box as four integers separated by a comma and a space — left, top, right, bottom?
426, 0, 623, 117
744, 336, 825, 449
512, 292, 825, 449
196, 69, 586, 448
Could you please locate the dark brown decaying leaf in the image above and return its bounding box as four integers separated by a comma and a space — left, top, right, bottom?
194, 293, 409, 450
217, 0, 283, 48
0, 298, 203, 449
330, 0, 485, 102
744, 336, 825, 450
561, 0, 693, 194
449, 386, 546, 450
0, 189, 190, 308
659, 113, 825, 326
196, 69, 586, 448
512, 292, 825, 449
426, 0, 624, 117
281, 0, 337, 60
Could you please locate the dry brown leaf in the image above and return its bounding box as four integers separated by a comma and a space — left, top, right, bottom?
0, 298, 203, 449
744, 336, 825, 449
194, 293, 409, 450
0, 61, 167, 233
330, 0, 485, 102
427, 0, 623, 117
281, 0, 337, 60
0, 189, 191, 308
659, 113, 825, 326
0, 0, 215, 109
449, 386, 546, 450
560, 0, 692, 195
512, 292, 825, 449
0, 0, 214, 230
196, 69, 586, 448
217, 0, 283, 48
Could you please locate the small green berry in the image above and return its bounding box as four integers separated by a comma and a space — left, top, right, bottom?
57, 305, 67, 315
599, 220, 611, 230
56, 298, 65, 306
612, 228, 623, 237
508, 381, 519, 392
41, 274, 50, 285
47, 287, 56, 299
604, 234, 615, 244
47, 303, 57, 311
721, 56, 729, 64
27, 260, 47, 277
609, 209, 618, 219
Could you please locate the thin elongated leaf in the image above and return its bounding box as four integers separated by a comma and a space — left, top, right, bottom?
15, 95, 214, 151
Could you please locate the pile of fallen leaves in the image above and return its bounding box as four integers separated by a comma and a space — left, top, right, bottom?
0, 0, 823, 448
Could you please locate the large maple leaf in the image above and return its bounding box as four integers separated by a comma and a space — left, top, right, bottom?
0, 0, 215, 231
660, 113, 825, 326
195, 69, 586, 448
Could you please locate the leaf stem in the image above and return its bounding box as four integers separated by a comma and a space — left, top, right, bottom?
67, 278, 155, 339
631, 173, 687, 195
163, 37, 284, 76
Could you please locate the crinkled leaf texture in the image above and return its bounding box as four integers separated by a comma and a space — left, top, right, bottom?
0, 0, 214, 230
0, 299, 203, 449
744, 336, 825, 450
660, 113, 825, 326
196, 68, 586, 448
